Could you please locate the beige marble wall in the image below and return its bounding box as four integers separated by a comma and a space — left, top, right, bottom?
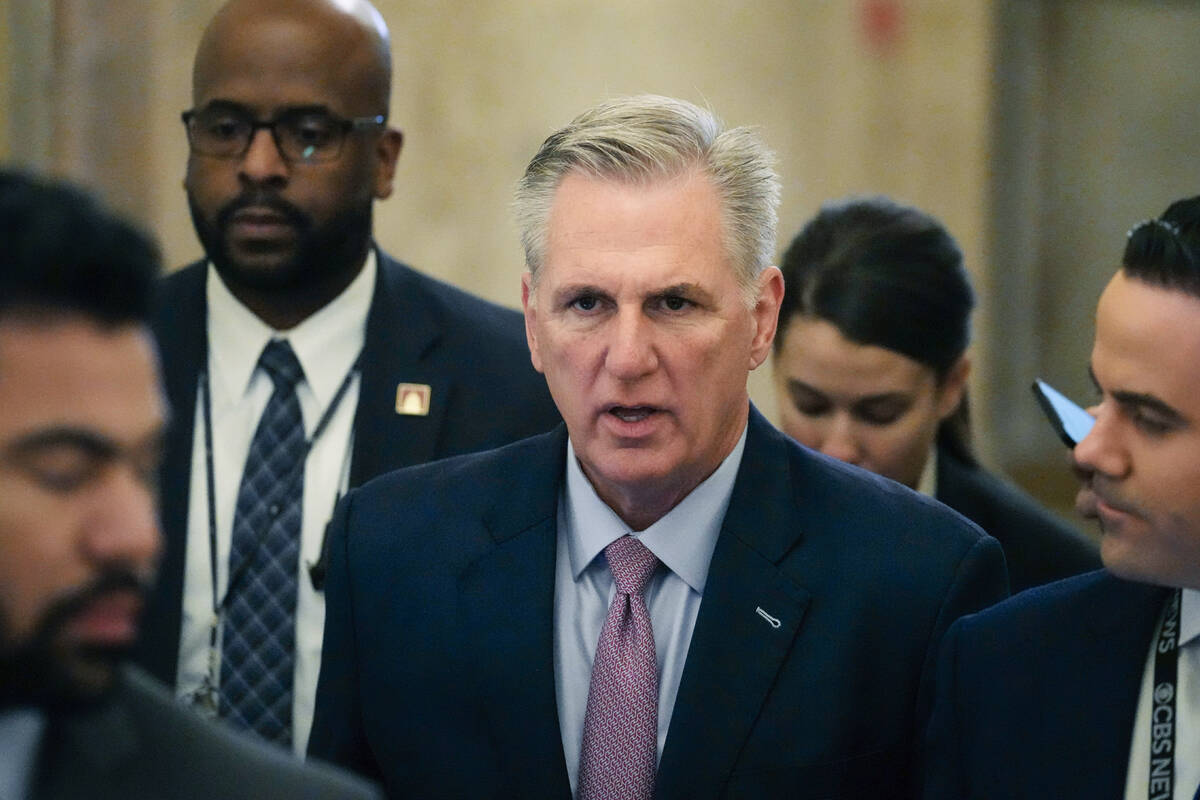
6, 0, 996, 448
0, 4, 9, 160
161, 0, 1001, 444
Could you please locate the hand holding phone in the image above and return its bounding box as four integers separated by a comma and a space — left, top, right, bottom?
1031, 379, 1095, 448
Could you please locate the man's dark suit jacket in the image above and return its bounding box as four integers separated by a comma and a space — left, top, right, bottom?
308, 408, 1008, 799
936, 447, 1100, 593
924, 570, 1168, 798
34, 666, 378, 799
135, 249, 560, 685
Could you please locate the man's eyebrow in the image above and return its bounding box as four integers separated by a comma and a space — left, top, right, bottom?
655, 282, 705, 297
1111, 390, 1187, 424
1088, 364, 1186, 423
2, 427, 119, 461
552, 283, 610, 301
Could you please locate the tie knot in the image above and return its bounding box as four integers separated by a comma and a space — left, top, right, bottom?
604, 535, 659, 596
258, 339, 305, 391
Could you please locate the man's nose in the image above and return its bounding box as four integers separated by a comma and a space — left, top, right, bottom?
605, 310, 658, 379
239, 128, 289, 186
1072, 404, 1129, 481
81, 465, 162, 574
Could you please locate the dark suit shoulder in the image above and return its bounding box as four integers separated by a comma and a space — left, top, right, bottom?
936, 448, 1100, 592
374, 252, 529, 350
356, 251, 559, 473
923, 572, 1165, 798
735, 415, 1007, 637
159, 258, 207, 291
787, 435, 990, 556
353, 424, 563, 507
954, 569, 1162, 645
117, 667, 380, 799
153, 259, 206, 323
340, 426, 565, 566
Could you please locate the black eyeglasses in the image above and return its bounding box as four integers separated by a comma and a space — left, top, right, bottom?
181, 105, 385, 163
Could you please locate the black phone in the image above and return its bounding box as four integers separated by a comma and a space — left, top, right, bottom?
1031, 379, 1095, 447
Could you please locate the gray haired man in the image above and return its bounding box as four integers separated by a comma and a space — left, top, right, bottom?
309, 95, 1006, 799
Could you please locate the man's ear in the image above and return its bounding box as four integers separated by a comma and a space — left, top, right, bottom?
522, 271, 545, 374
372, 127, 404, 199
748, 266, 785, 370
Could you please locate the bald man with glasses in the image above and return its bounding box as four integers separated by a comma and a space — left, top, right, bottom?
135, 0, 559, 754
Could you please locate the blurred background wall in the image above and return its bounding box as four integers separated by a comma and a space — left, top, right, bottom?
3, 0, 1199, 527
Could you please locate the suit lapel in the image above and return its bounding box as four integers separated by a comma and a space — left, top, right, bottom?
657, 409, 812, 800
350, 249, 448, 486
456, 428, 573, 798
137, 261, 208, 686
1072, 576, 1169, 795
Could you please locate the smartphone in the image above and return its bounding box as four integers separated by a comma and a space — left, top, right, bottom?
1031, 379, 1095, 448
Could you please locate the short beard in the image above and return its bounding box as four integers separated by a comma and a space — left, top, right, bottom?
187, 189, 373, 296
0, 570, 150, 713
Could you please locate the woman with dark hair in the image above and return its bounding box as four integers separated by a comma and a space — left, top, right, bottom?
773, 195, 1098, 593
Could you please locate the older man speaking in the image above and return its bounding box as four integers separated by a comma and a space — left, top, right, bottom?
308, 95, 1006, 800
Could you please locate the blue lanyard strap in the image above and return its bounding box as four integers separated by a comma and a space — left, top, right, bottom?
199, 348, 361, 618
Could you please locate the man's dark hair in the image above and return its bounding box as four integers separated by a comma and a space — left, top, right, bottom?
776, 195, 977, 465
0, 169, 160, 325
1122, 195, 1200, 296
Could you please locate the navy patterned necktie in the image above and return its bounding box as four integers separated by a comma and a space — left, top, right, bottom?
219, 339, 306, 746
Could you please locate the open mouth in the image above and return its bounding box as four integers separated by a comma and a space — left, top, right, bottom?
609, 406, 656, 423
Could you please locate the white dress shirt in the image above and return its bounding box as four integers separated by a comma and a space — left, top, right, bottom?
917, 447, 938, 498
554, 425, 747, 792
0, 709, 44, 800
175, 253, 374, 755
1125, 588, 1200, 799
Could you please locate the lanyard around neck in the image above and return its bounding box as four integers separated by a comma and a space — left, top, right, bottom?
1149, 588, 1188, 800
199, 349, 361, 619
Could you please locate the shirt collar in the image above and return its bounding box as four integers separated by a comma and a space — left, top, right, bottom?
562, 425, 748, 594
205, 249, 375, 410
916, 446, 938, 498
0, 708, 45, 800
1181, 588, 1200, 647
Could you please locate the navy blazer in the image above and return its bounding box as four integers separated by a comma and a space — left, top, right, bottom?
34, 666, 378, 799
309, 408, 1008, 799
936, 447, 1100, 594
924, 570, 1168, 798
135, 249, 561, 685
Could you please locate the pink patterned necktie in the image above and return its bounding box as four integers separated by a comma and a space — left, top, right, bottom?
577, 535, 661, 800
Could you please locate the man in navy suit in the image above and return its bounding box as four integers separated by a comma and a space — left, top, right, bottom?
309, 94, 1007, 799
924, 196, 1200, 799
135, 0, 559, 753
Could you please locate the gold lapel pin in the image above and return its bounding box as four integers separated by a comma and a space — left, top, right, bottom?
395, 383, 432, 416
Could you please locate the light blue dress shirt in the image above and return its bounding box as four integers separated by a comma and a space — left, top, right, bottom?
554, 427, 747, 793
0, 708, 45, 800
